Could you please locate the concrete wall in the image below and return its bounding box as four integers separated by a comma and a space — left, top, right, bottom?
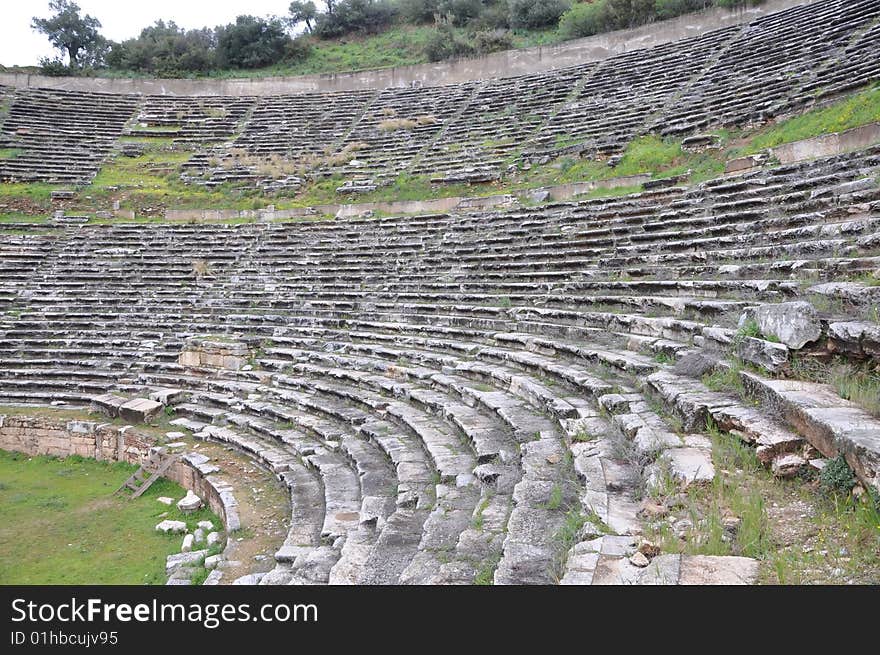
0, 414, 233, 530
0, 0, 818, 96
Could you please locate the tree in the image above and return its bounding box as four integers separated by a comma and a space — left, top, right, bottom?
31, 0, 105, 69
215, 15, 291, 69
313, 0, 397, 39
289, 1, 318, 32
106, 20, 216, 76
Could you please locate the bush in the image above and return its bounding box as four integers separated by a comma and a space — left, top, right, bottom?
314, 0, 398, 39
507, 0, 570, 30
284, 36, 313, 63
437, 0, 486, 27
819, 456, 857, 496
423, 25, 474, 62
399, 0, 441, 24
559, 1, 611, 38
472, 29, 513, 55
470, 2, 511, 30
38, 57, 72, 76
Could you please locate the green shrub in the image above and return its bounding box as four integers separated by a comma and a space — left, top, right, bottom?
423, 26, 475, 62
819, 456, 857, 496
472, 29, 513, 55
508, 0, 570, 30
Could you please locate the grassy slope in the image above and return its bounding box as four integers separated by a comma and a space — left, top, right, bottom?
96, 25, 562, 80
0, 449, 221, 584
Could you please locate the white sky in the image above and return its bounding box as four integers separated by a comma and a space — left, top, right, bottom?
0, 1, 299, 66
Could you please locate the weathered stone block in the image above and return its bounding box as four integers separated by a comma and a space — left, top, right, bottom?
90, 394, 128, 418
119, 398, 162, 424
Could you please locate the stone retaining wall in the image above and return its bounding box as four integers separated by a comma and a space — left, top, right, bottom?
0, 415, 235, 531
770, 122, 880, 164
0, 0, 816, 96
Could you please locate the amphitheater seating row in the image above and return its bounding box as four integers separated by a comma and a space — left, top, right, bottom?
1, 143, 878, 584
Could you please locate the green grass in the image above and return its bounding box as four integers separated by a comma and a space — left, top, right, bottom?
0, 213, 49, 223
0, 148, 22, 159
612, 135, 683, 177
550, 508, 589, 581
543, 483, 564, 510
701, 361, 745, 396
0, 182, 56, 202
832, 368, 880, 418
0, 449, 221, 584
473, 551, 502, 585
746, 84, 880, 153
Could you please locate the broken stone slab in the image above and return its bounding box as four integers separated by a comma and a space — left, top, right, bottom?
150, 388, 187, 405
661, 447, 716, 487
166, 550, 208, 574
203, 570, 223, 585
740, 371, 880, 493
724, 153, 767, 174
181, 533, 194, 552
752, 301, 822, 349
156, 520, 187, 534
736, 336, 789, 373
681, 134, 721, 152
207, 531, 222, 547
231, 573, 266, 585
204, 554, 224, 570
90, 393, 127, 418
678, 555, 759, 585
826, 321, 880, 358
157, 497, 174, 506
771, 453, 807, 478
119, 398, 162, 424
177, 490, 203, 513
336, 179, 377, 194
197, 520, 214, 531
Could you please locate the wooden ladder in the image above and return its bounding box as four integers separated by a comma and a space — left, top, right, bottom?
116, 450, 181, 499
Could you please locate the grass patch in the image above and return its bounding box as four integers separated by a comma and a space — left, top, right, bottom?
0, 449, 220, 584
702, 361, 745, 396
550, 508, 589, 581
612, 135, 683, 177
0, 148, 22, 159
746, 84, 880, 153
473, 551, 501, 585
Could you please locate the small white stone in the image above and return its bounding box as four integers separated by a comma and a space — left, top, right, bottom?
165, 432, 186, 440
181, 534, 194, 552
197, 520, 214, 531
629, 552, 650, 568
194, 528, 205, 543
206, 531, 222, 547
157, 497, 174, 506
205, 554, 224, 570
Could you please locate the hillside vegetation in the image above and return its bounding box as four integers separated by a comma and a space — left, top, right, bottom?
21, 0, 766, 79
